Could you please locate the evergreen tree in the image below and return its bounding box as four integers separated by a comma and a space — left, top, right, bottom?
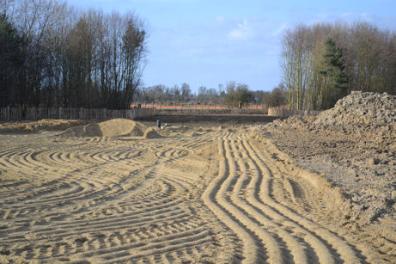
319, 38, 349, 109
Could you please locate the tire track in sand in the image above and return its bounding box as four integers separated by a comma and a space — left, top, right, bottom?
0, 132, 221, 263
202, 133, 265, 263
242, 135, 366, 263
202, 131, 367, 264
0, 128, 377, 263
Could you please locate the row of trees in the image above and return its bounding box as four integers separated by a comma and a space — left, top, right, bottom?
136, 83, 237, 105
136, 82, 287, 107
137, 83, 195, 103
282, 22, 396, 110
0, 0, 146, 109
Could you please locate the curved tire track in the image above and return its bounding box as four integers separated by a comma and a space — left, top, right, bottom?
202, 131, 368, 264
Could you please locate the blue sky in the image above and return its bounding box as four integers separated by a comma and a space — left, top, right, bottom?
66, 0, 396, 92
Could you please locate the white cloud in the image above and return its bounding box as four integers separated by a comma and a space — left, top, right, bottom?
228, 20, 252, 40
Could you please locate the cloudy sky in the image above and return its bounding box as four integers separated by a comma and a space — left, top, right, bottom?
66, 0, 396, 91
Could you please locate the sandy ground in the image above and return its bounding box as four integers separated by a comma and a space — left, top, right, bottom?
263, 120, 396, 224
0, 120, 395, 263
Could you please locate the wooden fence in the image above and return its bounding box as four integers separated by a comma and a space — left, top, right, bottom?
0, 107, 155, 122
131, 103, 268, 115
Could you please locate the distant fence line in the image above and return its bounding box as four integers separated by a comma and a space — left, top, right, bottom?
0, 105, 308, 122
131, 103, 268, 114
0, 107, 155, 122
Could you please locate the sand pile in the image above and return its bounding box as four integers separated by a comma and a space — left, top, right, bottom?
263, 91, 396, 225
0, 119, 83, 134
314, 91, 395, 128
270, 91, 395, 135
143, 128, 161, 139
62, 119, 146, 137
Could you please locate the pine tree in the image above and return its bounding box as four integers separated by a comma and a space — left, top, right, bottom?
319, 38, 349, 109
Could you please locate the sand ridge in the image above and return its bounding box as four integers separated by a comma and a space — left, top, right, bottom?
61, 118, 147, 138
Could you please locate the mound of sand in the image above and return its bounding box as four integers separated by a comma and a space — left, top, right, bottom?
314, 91, 395, 128
0, 119, 83, 134
143, 128, 161, 139
62, 119, 145, 138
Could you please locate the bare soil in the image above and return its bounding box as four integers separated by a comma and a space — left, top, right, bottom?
261, 91, 396, 262
0, 116, 394, 263
0, 119, 84, 134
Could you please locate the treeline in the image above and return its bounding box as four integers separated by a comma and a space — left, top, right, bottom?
136, 82, 287, 107
283, 22, 396, 110
0, 0, 146, 109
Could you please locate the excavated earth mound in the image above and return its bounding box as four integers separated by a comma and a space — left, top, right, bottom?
0, 119, 83, 134
314, 91, 395, 129
263, 91, 396, 228
61, 119, 146, 137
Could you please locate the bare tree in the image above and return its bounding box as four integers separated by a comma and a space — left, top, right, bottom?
0, 0, 147, 108
282, 22, 396, 110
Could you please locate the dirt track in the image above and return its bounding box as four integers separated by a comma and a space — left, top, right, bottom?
0, 125, 393, 263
